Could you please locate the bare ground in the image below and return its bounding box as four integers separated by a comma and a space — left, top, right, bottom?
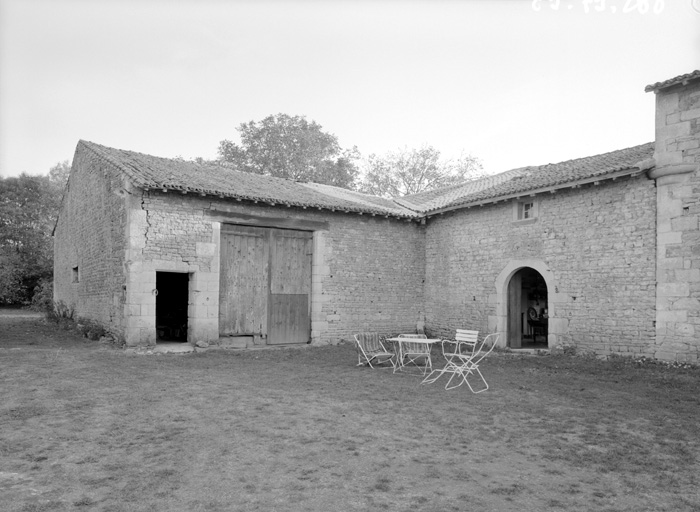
1, 316, 699, 512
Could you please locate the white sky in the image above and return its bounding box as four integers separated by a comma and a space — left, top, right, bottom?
0, 0, 698, 179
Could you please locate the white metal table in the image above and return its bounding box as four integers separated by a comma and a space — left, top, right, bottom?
386, 337, 441, 374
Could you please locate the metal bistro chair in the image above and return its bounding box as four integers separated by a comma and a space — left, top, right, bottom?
353, 333, 395, 369
423, 333, 501, 393
395, 333, 432, 375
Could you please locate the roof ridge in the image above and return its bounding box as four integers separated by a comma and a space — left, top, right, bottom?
532, 141, 654, 169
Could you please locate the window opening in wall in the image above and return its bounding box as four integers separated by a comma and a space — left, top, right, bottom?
155, 272, 189, 343
72, 266, 79, 283
514, 198, 538, 222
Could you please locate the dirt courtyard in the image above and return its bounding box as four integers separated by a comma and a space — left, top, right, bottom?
1, 315, 699, 511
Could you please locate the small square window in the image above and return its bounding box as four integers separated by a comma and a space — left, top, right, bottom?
72, 266, 79, 283
514, 198, 538, 222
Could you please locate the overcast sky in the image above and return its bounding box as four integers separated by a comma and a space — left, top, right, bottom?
0, 0, 698, 179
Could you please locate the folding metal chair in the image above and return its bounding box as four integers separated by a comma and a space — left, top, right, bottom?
440, 329, 478, 361
353, 333, 395, 369
422, 333, 501, 393
395, 333, 432, 375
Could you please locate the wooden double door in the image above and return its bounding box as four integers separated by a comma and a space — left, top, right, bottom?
219, 225, 312, 345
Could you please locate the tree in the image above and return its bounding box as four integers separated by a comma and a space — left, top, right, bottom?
218, 114, 359, 189
48, 160, 71, 188
357, 145, 483, 198
0, 163, 68, 304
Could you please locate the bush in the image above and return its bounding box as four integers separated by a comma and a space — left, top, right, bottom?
76, 318, 107, 341
30, 278, 54, 313
40, 298, 76, 330
53, 301, 75, 320
30, 281, 77, 331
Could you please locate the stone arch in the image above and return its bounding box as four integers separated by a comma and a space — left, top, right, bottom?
490, 259, 564, 348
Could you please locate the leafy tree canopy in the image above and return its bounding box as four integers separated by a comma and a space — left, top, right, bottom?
218, 114, 359, 189
0, 162, 69, 304
357, 145, 483, 198
48, 160, 71, 188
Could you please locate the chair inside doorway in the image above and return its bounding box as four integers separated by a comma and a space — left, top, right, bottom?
509, 267, 548, 349
522, 269, 547, 348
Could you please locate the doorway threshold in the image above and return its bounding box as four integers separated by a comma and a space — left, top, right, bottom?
153, 343, 194, 355
508, 347, 550, 356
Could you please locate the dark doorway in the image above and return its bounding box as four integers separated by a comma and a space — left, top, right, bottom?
507, 267, 548, 349
155, 272, 189, 343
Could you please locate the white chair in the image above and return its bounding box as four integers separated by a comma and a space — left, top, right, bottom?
422, 333, 501, 393
353, 333, 395, 369
395, 333, 432, 375
441, 329, 478, 361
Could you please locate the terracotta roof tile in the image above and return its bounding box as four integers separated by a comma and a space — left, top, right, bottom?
402, 142, 655, 214
77, 140, 655, 219
78, 140, 418, 218
301, 182, 409, 214
644, 70, 700, 93
395, 168, 528, 212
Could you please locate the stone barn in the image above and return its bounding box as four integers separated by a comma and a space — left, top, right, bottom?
53, 142, 426, 348
54, 70, 700, 361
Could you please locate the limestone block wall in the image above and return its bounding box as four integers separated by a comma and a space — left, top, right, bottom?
53, 147, 128, 336
120, 190, 220, 346
650, 78, 700, 362
123, 191, 425, 346
424, 176, 657, 358
310, 211, 425, 341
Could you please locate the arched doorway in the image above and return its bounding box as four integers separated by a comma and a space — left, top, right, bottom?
507, 267, 548, 349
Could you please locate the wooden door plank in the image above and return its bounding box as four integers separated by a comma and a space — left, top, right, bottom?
508, 272, 522, 348
267, 229, 312, 344
218, 228, 269, 336
270, 230, 312, 295
268, 294, 309, 345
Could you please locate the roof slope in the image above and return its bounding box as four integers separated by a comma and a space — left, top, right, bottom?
301, 182, 408, 212
78, 140, 417, 218
645, 70, 700, 93
401, 142, 655, 214
76, 139, 654, 219
395, 168, 529, 212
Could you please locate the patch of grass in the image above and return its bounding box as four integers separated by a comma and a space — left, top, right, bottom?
19, 502, 65, 512
2, 317, 700, 511
373, 476, 392, 492
72, 496, 95, 507
491, 483, 527, 495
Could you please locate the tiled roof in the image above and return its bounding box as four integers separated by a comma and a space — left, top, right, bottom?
401, 142, 655, 214
645, 70, 700, 93
301, 182, 408, 213
76, 140, 655, 219
395, 168, 528, 212
77, 140, 418, 218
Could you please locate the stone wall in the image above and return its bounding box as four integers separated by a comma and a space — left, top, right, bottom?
53, 147, 128, 337
121, 191, 426, 346
649, 78, 700, 362
424, 176, 657, 358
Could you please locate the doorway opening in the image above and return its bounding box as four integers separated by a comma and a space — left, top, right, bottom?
155, 272, 189, 343
508, 267, 548, 349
